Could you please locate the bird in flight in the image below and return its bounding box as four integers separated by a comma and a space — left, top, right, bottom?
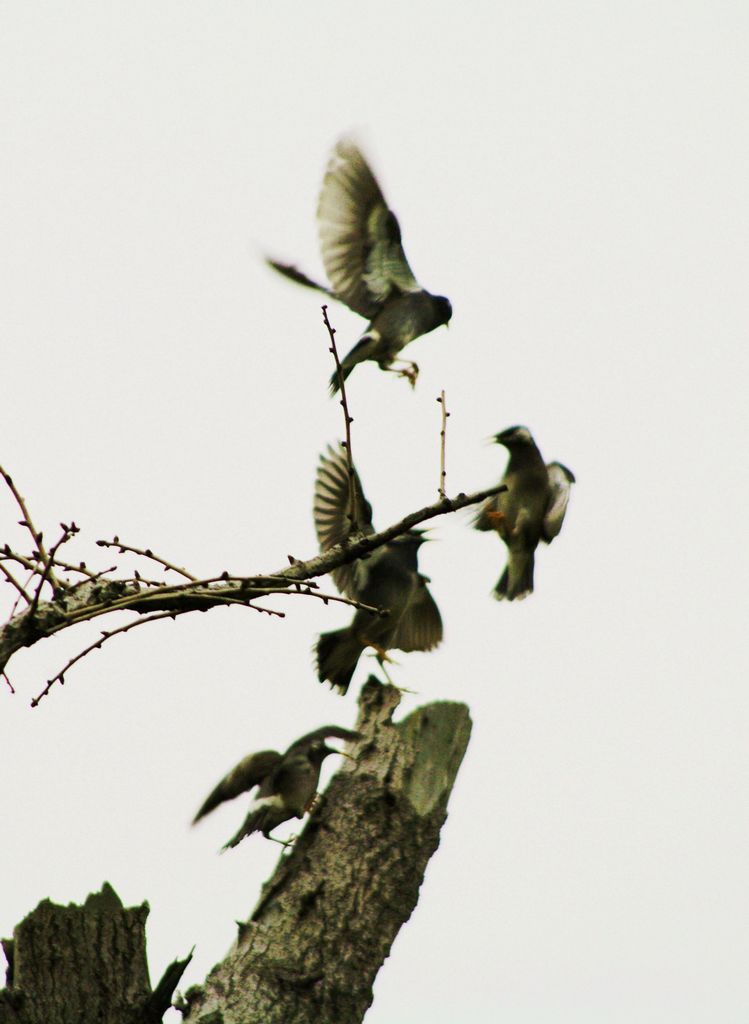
268, 138, 452, 393
192, 725, 361, 849
474, 426, 575, 600
313, 443, 443, 693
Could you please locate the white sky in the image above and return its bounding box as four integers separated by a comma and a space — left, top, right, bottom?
1, 3, 748, 1021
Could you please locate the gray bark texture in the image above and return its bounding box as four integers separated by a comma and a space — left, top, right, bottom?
0, 680, 471, 1024
0, 882, 188, 1024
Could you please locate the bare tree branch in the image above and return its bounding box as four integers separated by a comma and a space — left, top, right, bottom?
1, 468, 504, 701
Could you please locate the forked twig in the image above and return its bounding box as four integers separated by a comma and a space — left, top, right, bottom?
28, 522, 78, 615
0, 464, 60, 592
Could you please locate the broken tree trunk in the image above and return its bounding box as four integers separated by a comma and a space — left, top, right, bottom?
183, 679, 472, 1023
0, 882, 190, 1024
1, 680, 471, 1024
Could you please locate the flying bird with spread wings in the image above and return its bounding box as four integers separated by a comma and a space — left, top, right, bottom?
474, 426, 575, 601
268, 138, 452, 392
313, 444, 443, 693
192, 726, 361, 849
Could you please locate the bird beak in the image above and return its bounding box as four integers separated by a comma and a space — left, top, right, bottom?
411, 527, 434, 541
332, 749, 357, 761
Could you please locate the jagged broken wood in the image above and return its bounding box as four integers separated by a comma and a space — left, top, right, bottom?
0, 882, 191, 1024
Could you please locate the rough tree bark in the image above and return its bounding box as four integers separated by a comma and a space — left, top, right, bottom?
1, 680, 471, 1024
0, 883, 189, 1024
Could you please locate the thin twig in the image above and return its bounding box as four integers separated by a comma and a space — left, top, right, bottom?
95, 538, 198, 581
0, 563, 32, 605
263, 587, 382, 615
0, 464, 60, 591
66, 565, 118, 590
47, 558, 100, 581
322, 306, 358, 531
2, 671, 14, 694
29, 522, 78, 613
437, 390, 449, 499
30, 609, 187, 708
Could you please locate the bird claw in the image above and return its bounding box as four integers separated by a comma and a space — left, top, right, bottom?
397, 362, 419, 388
267, 833, 297, 849
365, 648, 418, 694
305, 792, 322, 814
385, 360, 420, 388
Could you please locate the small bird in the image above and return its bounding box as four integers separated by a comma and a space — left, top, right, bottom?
313, 444, 443, 693
192, 726, 361, 849
474, 426, 575, 601
268, 138, 452, 392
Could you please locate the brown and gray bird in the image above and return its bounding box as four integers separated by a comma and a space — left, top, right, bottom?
192, 726, 361, 849
474, 426, 575, 601
268, 138, 452, 393
314, 444, 443, 693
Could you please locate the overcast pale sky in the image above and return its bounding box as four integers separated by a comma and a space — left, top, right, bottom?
2, 3, 748, 1021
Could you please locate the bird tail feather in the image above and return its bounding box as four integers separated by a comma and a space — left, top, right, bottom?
329, 334, 380, 394
222, 805, 275, 850
266, 259, 332, 296
329, 360, 356, 395
316, 628, 363, 694
494, 552, 535, 601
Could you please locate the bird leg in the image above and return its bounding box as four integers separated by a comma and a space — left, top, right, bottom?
305, 792, 321, 814
266, 833, 297, 849
385, 360, 420, 388
366, 646, 418, 694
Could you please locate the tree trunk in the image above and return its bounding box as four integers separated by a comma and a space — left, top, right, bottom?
0, 882, 187, 1024
1, 680, 471, 1024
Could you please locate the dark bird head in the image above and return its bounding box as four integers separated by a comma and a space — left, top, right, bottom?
306, 740, 358, 773
393, 528, 429, 551
306, 740, 338, 765
433, 296, 453, 328
493, 425, 535, 449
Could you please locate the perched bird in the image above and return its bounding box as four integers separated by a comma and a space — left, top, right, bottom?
313, 444, 443, 693
474, 426, 575, 601
192, 726, 361, 849
268, 138, 452, 392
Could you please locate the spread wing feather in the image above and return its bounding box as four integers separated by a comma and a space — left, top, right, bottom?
313, 444, 374, 598
391, 577, 443, 653
317, 139, 421, 317
543, 462, 575, 542
192, 749, 282, 824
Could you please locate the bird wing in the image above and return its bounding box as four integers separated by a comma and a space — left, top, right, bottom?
192, 749, 282, 824
317, 139, 421, 318
313, 443, 374, 598
286, 726, 362, 754
391, 576, 444, 653
542, 462, 575, 542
